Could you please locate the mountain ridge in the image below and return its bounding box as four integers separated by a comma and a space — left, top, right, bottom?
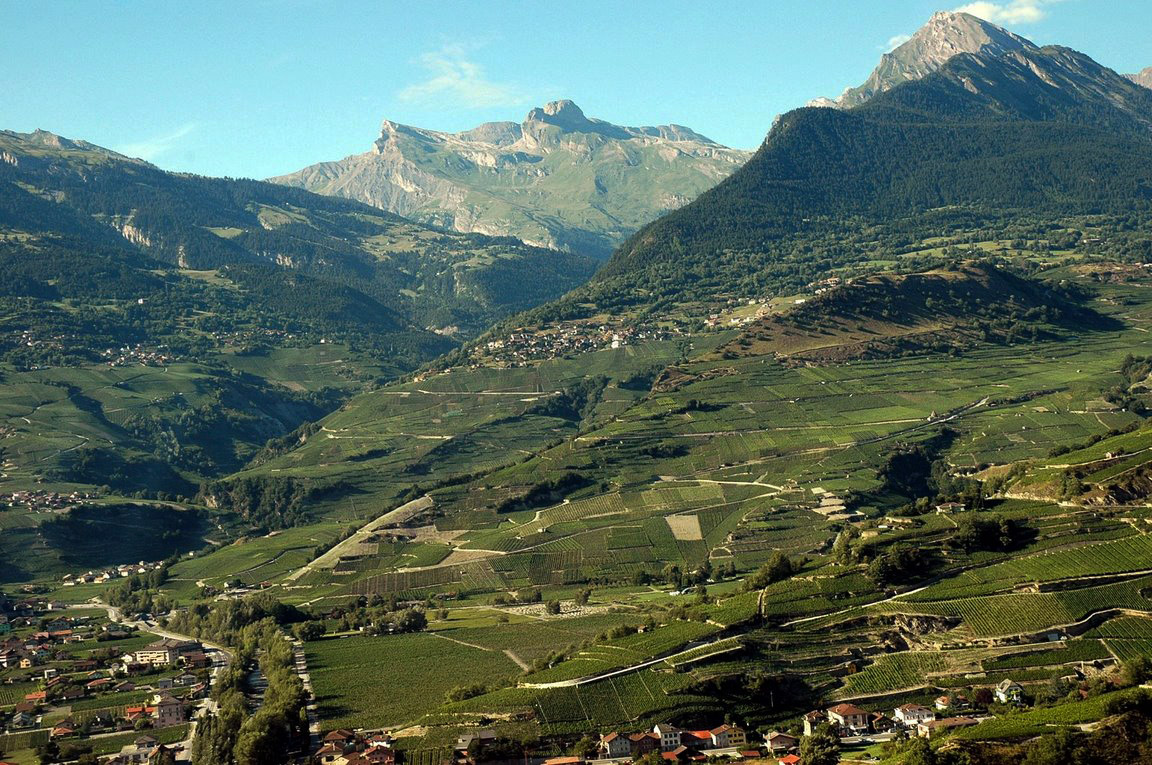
269, 101, 751, 258
538, 41, 1152, 319
0, 128, 600, 347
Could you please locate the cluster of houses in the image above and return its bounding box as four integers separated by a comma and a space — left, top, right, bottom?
596, 723, 750, 761
1, 619, 208, 736
793, 680, 1026, 745
0, 611, 100, 669
807, 276, 844, 296
104, 733, 182, 764
5, 672, 199, 737
477, 321, 676, 366
99, 343, 179, 368
1, 490, 96, 513
61, 560, 165, 586
43, 691, 187, 739
800, 701, 980, 742
315, 729, 396, 765
211, 327, 297, 348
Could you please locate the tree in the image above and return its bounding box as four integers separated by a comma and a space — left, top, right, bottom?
571, 735, 596, 759
952, 514, 1022, 553
575, 588, 592, 606
798, 722, 839, 765
634, 752, 663, 765
868, 545, 929, 585
545, 600, 562, 615
744, 551, 794, 589
898, 737, 936, 765
832, 527, 860, 565
234, 709, 288, 765
1120, 655, 1152, 687
1021, 729, 1078, 765
292, 621, 325, 641
445, 684, 488, 702
393, 608, 427, 633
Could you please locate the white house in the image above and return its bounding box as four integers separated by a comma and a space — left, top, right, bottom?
653, 723, 682, 752
894, 704, 936, 726
996, 679, 1025, 704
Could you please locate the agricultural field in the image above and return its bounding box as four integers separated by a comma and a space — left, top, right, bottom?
305, 632, 523, 729
10, 253, 1152, 753
838, 652, 947, 696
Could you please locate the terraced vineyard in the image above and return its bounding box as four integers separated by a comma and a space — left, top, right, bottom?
875, 576, 1152, 638
838, 652, 948, 697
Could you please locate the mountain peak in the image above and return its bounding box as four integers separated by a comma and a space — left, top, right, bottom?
523, 99, 605, 135
811, 10, 1036, 109
541, 99, 585, 120
1128, 67, 1152, 89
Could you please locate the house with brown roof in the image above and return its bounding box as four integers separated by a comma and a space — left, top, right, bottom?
360, 748, 396, 765
629, 732, 661, 756
917, 716, 980, 739
707, 724, 747, 748
802, 710, 825, 736
315, 742, 347, 764
934, 694, 969, 711
324, 730, 356, 746
50, 719, 77, 739
153, 694, 185, 728
826, 703, 870, 733
765, 731, 798, 753
599, 732, 632, 759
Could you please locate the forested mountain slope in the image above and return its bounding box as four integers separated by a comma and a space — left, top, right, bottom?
523, 45, 1152, 318
0, 128, 600, 566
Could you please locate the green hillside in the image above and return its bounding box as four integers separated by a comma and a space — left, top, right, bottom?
9, 23, 1152, 765
0, 130, 600, 577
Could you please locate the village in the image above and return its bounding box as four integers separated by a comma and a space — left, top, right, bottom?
305, 667, 1088, 765
99, 344, 180, 368
0, 595, 224, 764
468, 279, 851, 369
476, 321, 681, 367
60, 561, 166, 588
1, 490, 98, 515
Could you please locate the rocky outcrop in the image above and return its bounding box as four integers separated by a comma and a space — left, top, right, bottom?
270, 101, 750, 258
1128, 67, 1152, 89
810, 11, 1035, 109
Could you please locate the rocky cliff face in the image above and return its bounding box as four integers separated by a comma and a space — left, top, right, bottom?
810, 11, 1035, 109
1128, 67, 1152, 89
270, 101, 751, 258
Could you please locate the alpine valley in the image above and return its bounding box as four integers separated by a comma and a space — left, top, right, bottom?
4, 10, 1152, 765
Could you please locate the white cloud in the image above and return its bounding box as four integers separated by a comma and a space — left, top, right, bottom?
953, 0, 1056, 25
398, 44, 525, 109
117, 123, 198, 161
882, 34, 912, 52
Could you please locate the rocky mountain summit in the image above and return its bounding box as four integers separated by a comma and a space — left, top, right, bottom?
1128, 67, 1152, 89
270, 101, 750, 258
810, 11, 1035, 108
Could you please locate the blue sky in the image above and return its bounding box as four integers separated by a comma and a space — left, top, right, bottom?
3, 0, 1148, 179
